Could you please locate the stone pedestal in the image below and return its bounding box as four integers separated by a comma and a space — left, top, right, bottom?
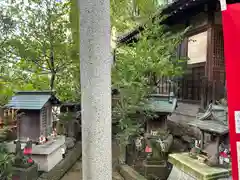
143, 160, 171, 179
12, 163, 38, 180
7, 136, 66, 172
31, 136, 66, 172
168, 153, 232, 180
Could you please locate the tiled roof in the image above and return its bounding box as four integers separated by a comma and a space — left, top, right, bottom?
5, 91, 59, 110
117, 0, 211, 45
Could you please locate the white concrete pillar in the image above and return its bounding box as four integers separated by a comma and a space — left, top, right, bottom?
79, 0, 112, 180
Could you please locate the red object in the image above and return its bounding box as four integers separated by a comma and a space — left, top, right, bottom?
220, 151, 228, 158
222, 3, 240, 179
145, 145, 152, 153
27, 158, 33, 163
23, 148, 32, 155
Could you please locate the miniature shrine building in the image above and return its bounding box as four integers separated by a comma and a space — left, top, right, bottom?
145, 94, 177, 133
4, 91, 60, 142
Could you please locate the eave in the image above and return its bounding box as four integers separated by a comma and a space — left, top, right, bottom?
116, 0, 214, 45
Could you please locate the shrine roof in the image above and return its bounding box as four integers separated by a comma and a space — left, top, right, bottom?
4, 91, 60, 110
144, 94, 177, 114
188, 119, 229, 135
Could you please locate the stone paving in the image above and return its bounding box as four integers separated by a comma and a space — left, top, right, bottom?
61, 160, 82, 180
61, 140, 124, 180
60, 161, 124, 180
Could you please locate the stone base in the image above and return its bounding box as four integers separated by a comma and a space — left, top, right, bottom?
7, 136, 66, 172
168, 153, 232, 180
143, 160, 172, 179
37, 142, 82, 180
12, 163, 38, 180
32, 136, 66, 172
168, 166, 232, 180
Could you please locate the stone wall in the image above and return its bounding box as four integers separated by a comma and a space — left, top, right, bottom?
37, 142, 82, 180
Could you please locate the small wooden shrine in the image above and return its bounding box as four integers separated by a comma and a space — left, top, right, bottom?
188, 103, 230, 167
4, 91, 60, 142
5, 91, 66, 172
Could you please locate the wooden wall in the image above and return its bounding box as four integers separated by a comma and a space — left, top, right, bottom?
40, 101, 53, 137
19, 110, 40, 141
158, 6, 226, 107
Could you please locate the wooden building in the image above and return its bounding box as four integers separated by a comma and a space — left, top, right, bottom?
4, 91, 60, 142
117, 0, 234, 109
162, 0, 227, 107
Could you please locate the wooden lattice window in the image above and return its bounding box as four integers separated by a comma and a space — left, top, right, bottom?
176, 66, 205, 101
192, 66, 205, 100
47, 106, 53, 135
158, 77, 170, 95
40, 107, 47, 137
212, 26, 224, 68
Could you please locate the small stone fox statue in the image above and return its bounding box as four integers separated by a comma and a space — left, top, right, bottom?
189, 140, 201, 159
189, 147, 198, 159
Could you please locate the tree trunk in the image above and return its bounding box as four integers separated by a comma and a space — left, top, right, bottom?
79, 0, 112, 179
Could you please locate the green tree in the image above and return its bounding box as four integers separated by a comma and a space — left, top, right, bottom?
0, 0, 167, 104
4, 0, 80, 101
112, 16, 188, 156
111, 0, 163, 32
0, 4, 16, 103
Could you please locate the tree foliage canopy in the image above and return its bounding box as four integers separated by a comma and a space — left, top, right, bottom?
0, 0, 80, 103
0, 0, 190, 172
0, 0, 187, 141
112, 17, 187, 144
